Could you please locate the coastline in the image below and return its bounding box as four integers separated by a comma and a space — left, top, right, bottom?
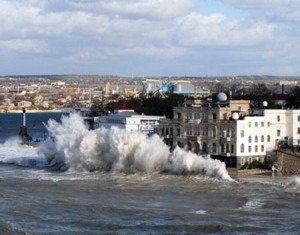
0, 109, 65, 113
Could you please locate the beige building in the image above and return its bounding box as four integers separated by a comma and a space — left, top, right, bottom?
158, 93, 300, 168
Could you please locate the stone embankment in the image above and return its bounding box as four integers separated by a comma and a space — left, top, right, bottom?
276, 149, 300, 174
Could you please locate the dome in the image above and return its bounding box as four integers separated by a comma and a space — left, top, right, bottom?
262, 101, 268, 107
232, 112, 239, 120
216, 92, 227, 102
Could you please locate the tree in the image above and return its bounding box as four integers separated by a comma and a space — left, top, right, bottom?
247, 83, 273, 108
286, 86, 300, 109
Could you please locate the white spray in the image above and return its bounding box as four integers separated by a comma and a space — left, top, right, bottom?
40, 113, 233, 181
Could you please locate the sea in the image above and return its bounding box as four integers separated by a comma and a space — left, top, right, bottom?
0, 112, 299, 235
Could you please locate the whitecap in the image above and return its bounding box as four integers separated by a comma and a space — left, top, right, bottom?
241, 199, 265, 210
194, 210, 207, 215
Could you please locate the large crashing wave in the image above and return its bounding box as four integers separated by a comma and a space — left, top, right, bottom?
39, 113, 233, 181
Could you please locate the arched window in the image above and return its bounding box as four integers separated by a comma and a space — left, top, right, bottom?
255, 136, 258, 142
248, 136, 252, 143
261, 135, 264, 142
267, 135, 271, 142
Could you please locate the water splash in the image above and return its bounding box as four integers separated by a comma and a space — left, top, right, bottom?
0, 137, 47, 168
39, 113, 233, 181
285, 176, 300, 193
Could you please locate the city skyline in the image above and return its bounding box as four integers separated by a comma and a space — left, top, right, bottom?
1, 0, 300, 77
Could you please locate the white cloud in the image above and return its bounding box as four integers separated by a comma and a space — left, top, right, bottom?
72, 0, 195, 20
177, 13, 277, 46
0, 39, 48, 53
223, 0, 300, 21
0, 0, 300, 75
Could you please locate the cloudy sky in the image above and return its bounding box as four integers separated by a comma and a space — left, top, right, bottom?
0, 0, 300, 77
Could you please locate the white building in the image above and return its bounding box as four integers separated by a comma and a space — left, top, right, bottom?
142, 79, 162, 96
235, 109, 300, 167
94, 109, 164, 134
159, 93, 300, 168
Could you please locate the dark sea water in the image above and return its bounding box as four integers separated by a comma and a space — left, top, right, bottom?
0, 112, 299, 235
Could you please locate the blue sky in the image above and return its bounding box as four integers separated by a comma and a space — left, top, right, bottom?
0, 0, 300, 77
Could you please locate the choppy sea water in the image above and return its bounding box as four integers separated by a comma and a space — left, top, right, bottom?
0, 113, 299, 235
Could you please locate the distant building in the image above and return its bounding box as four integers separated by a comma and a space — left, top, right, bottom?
142, 79, 162, 96
165, 80, 210, 97
94, 108, 164, 134
18, 101, 32, 108
34, 95, 44, 105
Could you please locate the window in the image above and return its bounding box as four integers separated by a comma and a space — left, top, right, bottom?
255, 145, 258, 152
213, 113, 217, 120
231, 144, 234, 153
241, 130, 245, 138
161, 128, 165, 135
298, 115, 300, 122
277, 129, 281, 137
212, 128, 216, 138
241, 157, 245, 166
212, 143, 217, 152
298, 127, 300, 134
255, 136, 258, 143
241, 144, 244, 153
261, 135, 264, 142
248, 146, 252, 153
177, 128, 180, 136
248, 136, 252, 143
267, 135, 271, 142
177, 113, 181, 120
255, 122, 258, 127
277, 115, 280, 122
261, 145, 265, 152
261, 122, 264, 127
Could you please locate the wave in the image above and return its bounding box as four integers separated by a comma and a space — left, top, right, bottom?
0, 137, 47, 168
38, 113, 233, 181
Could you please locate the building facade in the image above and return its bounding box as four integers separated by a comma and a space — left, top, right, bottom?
94, 109, 164, 134
158, 93, 300, 168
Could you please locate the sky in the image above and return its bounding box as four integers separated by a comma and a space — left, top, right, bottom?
1, 0, 300, 77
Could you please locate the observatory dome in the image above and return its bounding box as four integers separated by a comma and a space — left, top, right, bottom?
216, 92, 227, 102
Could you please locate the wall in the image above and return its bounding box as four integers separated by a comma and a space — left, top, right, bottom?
276, 149, 300, 174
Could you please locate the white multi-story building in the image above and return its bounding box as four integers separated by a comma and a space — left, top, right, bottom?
94, 108, 164, 134
159, 93, 300, 168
